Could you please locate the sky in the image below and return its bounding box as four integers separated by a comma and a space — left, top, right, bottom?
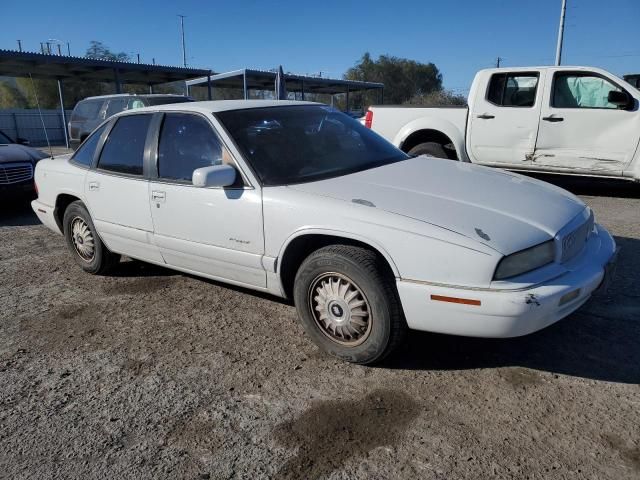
2, 0, 639, 94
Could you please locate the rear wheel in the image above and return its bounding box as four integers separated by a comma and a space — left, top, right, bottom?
293, 245, 406, 364
63, 201, 120, 274
408, 141, 448, 159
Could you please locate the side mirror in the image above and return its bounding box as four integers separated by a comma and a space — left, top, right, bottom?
608, 90, 633, 110
17, 137, 30, 146
192, 164, 237, 188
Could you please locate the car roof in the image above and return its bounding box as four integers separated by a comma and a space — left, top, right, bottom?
119, 99, 319, 115
81, 93, 190, 101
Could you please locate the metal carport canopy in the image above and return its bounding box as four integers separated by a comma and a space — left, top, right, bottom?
0, 49, 212, 86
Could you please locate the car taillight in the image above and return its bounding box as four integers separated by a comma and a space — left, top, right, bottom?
364, 109, 373, 128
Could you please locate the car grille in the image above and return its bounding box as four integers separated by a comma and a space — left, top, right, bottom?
0, 163, 33, 185
560, 212, 594, 263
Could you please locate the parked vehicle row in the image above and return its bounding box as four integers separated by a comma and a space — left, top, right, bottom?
365, 66, 640, 182
32, 101, 617, 364
68, 94, 193, 150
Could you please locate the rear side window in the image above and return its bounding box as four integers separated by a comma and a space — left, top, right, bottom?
71, 100, 102, 121
487, 73, 539, 107
97, 115, 151, 176
145, 96, 193, 106
157, 113, 235, 182
71, 124, 107, 167
105, 98, 127, 118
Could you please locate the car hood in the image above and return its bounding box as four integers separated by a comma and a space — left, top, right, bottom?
288, 157, 587, 255
0, 144, 48, 164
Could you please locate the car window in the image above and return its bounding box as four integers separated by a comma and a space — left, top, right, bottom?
553, 73, 622, 109
97, 115, 151, 176
71, 100, 102, 121
145, 96, 193, 106
0, 130, 13, 144
157, 113, 236, 183
71, 123, 107, 167
105, 98, 127, 118
129, 98, 146, 109
487, 73, 539, 107
217, 105, 408, 186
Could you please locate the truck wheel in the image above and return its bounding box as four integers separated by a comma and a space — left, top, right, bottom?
62, 200, 120, 275
293, 245, 407, 365
408, 142, 448, 159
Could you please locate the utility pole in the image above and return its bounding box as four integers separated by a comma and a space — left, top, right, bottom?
67, 42, 71, 56
178, 14, 187, 67
555, 0, 567, 66
17, 40, 22, 52
496, 57, 502, 68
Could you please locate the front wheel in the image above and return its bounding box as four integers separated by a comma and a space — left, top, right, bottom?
293, 245, 407, 364
63, 200, 120, 274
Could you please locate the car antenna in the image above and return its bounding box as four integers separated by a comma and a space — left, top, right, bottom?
28, 73, 54, 159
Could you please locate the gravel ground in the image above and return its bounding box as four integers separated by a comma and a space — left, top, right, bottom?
1, 176, 639, 480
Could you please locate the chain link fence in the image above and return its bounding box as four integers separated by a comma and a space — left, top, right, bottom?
0, 109, 72, 146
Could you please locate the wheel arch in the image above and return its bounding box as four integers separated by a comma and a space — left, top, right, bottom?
277, 230, 400, 300
394, 118, 467, 161
54, 193, 83, 232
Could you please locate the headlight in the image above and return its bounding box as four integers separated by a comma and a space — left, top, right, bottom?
493, 240, 555, 280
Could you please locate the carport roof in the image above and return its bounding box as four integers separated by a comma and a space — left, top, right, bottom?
0, 49, 211, 85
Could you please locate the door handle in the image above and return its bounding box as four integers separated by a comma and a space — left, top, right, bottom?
88, 181, 99, 191
542, 115, 564, 122
477, 113, 495, 119
151, 191, 166, 202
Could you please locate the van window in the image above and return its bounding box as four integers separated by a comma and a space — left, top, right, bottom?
97, 115, 151, 176
71, 123, 107, 167
71, 100, 102, 121
487, 73, 539, 107
105, 98, 127, 118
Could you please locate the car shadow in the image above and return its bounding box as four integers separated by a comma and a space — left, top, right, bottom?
0, 200, 40, 227
385, 234, 640, 384
522, 173, 640, 199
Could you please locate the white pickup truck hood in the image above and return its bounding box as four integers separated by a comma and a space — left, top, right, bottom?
289, 157, 587, 255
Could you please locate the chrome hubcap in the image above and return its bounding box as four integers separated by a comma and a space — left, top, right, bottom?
309, 273, 372, 346
70, 216, 95, 261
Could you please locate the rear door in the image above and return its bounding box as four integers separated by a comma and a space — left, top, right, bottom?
533, 70, 640, 175
148, 112, 265, 287
467, 70, 544, 167
84, 113, 163, 263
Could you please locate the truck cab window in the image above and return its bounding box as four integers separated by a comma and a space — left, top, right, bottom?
487, 73, 539, 107
553, 73, 623, 109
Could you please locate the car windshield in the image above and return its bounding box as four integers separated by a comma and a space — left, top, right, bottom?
0, 130, 13, 144
216, 105, 408, 186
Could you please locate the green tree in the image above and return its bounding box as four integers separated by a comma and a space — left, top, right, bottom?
405, 89, 467, 107
85, 41, 131, 62
345, 53, 443, 107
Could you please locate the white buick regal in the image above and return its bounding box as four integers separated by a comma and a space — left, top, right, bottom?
32, 101, 617, 364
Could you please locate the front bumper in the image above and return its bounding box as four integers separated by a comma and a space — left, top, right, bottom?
397, 225, 617, 338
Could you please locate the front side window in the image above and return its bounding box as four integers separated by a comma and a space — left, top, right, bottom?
157, 113, 235, 182
217, 105, 408, 186
553, 73, 622, 109
97, 114, 151, 176
487, 73, 539, 107
105, 98, 127, 118
71, 123, 107, 167
71, 100, 102, 121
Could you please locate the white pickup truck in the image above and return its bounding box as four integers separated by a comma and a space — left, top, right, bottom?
366, 66, 640, 181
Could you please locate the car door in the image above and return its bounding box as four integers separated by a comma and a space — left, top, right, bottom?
148, 112, 266, 288
84, 113, 163, 263
534, 70, 640, 175
467, 70, 544, 167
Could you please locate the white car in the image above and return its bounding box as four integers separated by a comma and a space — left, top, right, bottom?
32, 101, 618, 364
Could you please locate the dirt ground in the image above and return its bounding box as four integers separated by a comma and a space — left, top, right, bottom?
1, 175, 639, 480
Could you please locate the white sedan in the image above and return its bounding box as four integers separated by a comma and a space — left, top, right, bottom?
32, 101, 618, 364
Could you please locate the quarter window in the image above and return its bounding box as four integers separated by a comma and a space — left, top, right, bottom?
553, 73, 622, 109
487, 73, 539, 107
71, 123, 107, 167
157, 113, 236, 182
97, 114, 151, 176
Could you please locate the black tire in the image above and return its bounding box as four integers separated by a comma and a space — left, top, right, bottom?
62, 200, 120, 274
408, 141, 448, 159
293, 245, 407, 365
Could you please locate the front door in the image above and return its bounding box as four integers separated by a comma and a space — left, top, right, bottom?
534, 71, 640, 175
467, 70, 544, 167
148, 112, 265, 288
84, 113, 163, 263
